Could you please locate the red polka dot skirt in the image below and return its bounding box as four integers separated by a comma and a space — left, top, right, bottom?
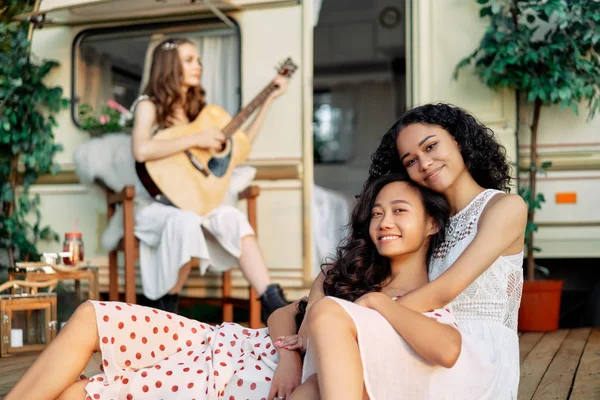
83, 301, 279, 399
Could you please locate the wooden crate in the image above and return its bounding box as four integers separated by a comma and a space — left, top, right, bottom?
0, 293, 57, 358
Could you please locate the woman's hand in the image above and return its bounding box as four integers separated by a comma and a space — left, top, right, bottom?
354, 292, 387, 310
274, 311, 309, 353
268, 351, 303, 400
193, 127, 226, 151
269, 75, 289, 99
274, 333, 305, 352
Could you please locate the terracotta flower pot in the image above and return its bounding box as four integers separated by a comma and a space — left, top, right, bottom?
518, 280, 563, 332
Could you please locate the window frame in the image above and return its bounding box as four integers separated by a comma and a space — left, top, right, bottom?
70, 17, 242, 128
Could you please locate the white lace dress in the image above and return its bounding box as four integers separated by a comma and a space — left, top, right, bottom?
302, 189, 524, 400
428, 189, 524, 399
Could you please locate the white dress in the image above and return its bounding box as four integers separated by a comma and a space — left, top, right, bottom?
130, 95, 255, 300
428, 189, 524, 399
302, 189, 523, 400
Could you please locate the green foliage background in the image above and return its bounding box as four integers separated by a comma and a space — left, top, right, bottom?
455, 0, 600, 279
0, 0, 69, 265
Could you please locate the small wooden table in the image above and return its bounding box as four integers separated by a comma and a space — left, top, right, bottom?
8, 266, 99, 302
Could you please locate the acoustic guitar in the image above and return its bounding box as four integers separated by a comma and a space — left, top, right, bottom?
136, 58, 298, 216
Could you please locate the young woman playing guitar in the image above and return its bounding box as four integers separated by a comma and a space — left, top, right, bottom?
130, 37, 289, 316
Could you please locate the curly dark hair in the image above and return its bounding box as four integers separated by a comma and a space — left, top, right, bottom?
367, 103, 511, 191
321, 173, 450, 303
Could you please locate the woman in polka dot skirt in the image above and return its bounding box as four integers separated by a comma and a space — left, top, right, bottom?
7, 296, 304, 400
9, 175, 466, 400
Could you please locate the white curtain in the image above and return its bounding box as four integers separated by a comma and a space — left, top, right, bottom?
78, 46, 113, 112
140, 32, 240, 115
311, 185, 352, 277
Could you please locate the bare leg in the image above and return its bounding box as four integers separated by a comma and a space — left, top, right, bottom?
56, 380, 88, 400
170, 235, 273, 296
307, 298, 368, 400
6, 301, 100, 400
168, 258, 197, 294
289, 373, 320, 400
238, 235, 270, 295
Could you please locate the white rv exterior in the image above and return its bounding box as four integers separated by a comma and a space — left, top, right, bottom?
27, 0, 599, 301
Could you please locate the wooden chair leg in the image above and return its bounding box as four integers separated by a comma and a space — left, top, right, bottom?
245, 189, 262, 328
123, 196, 136, 304
222, 270, 233, 323
108, 251, 118, 301
248, 287, 261, 329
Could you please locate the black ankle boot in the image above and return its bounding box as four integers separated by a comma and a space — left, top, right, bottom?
259, 284, 289, 323
162, 294, 180, 314
147, 294, 180, 314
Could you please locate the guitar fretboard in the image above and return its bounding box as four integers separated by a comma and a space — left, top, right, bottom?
221, 82, 278, 137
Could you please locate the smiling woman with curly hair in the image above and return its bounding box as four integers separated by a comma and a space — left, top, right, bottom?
286, 103, 527, 399
367, 103, 512, 192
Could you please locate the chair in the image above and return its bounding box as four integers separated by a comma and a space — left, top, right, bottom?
104, 184, 262, 328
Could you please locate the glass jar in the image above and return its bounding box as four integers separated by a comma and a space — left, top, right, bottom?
63, 232, 84, 265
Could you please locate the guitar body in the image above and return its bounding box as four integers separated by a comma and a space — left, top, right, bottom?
135, 57, 297, 216
137, 104, 252, 216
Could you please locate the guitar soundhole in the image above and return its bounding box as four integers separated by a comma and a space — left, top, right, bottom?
207, 139, 233, 177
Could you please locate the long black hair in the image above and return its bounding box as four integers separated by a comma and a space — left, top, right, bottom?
368, 103, 512, 191
322, 173, 450, 302
295, 173, 449, 330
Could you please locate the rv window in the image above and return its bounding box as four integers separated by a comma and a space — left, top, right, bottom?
313, 89, 356, 164
72, 20, 241, 127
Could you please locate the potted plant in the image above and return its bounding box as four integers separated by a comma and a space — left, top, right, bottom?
455, 0, 600, 331
0, 1, 68, 271
78, 100, 133, 137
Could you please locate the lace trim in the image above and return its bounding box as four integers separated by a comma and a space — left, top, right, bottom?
432, 189, 500, 260
448, 189, 494, 223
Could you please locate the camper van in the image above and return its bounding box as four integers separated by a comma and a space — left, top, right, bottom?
24, 0, 599, 322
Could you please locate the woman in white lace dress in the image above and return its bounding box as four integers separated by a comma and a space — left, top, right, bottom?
291, 103, 526, 399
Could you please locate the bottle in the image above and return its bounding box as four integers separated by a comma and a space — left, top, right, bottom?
63, 232, 84, 265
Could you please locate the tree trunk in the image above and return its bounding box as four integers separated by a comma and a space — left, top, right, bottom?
526, 99, 542, 282
5, 155, 19, 268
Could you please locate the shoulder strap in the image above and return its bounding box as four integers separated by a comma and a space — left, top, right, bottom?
475, 189, 505, 222
129, 94, 152, 114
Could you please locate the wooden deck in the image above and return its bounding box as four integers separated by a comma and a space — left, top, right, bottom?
518, 328, 600, 400
0, 328, 598, 399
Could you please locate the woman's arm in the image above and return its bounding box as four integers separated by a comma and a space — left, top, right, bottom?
244, 76, 288, 144
359, 293, 461, 368
267, 301, 301, 340
266, 301, 303, 400
399, 194, 527, 312
305, 271, 326, 313
131, 99, 225, 163
276, 267, 328, 351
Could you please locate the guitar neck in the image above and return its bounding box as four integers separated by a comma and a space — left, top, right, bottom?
222, 81, 278, 137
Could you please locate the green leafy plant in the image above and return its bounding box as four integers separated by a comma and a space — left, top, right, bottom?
0, 1, 69, 266
455, 0, 600, 281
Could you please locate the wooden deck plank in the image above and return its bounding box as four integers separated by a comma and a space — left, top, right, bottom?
520, 332, 545, 363
570, 328, 600, 400
0, 354, 38, 375
0, 360, 36, 377
1, 327, 599, 399
0, 366, 31, 398
0, 354, 38, 368
531, 328, 591, 400
518, 329, 570, 400
0, 364, 30, 386
0, 354, 38, 397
